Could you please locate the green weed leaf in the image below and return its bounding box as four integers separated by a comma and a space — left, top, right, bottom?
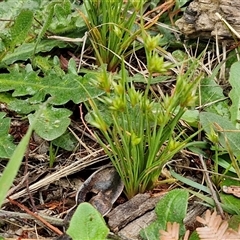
220, 193, 240, 215
0, 72, 103, 105
200, 112, 240, 156
52, 131, 78, 151
0, 69, 103, 143
140, 189, 188, 240
155, 189, 188, 232
66, 202, 109, 240
219, 174, 240, 215
0, 113, 16, 158
1, 40, 67, 67
28, 106, 71, 141
200, 77, 229, 117
8, 99, 39, 115
229, 61, 240, 128
9, 10, 34, 49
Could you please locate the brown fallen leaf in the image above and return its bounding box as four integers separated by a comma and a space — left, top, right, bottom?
222, 185, 240, 198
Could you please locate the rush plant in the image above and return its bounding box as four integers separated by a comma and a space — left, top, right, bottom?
87, 34, 202, 199
81, 0, 145, 72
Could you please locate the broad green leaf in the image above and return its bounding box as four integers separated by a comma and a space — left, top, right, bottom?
229, 61, 240, 128
1, 40, 67, 67
220, 173, 240, 214
9, 10, 34, 49
200, 77, 229, 118
8, 99, 39, 114
199, 112, 240, 157
66, 202, 109, 240
0, 112, 16, 158
220, 193, 240, 215
0, 71, 103, 105
52, 131, 78, 151
28, 106, 71, 141
140, 189, 188, 240
0, 92, 15, 105
54, 4, 70, 23
181, 109, 199, 127
155, 189, 188, 230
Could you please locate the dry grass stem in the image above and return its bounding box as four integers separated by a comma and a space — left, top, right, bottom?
5, 149, 107, 204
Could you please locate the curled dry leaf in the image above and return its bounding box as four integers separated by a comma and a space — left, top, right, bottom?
64, 166, 124, 223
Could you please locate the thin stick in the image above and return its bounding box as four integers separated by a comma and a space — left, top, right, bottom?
78, 31, 88, 72
47, 35, 86, 42
0, 209, 64, 226
79, 103, 97, 141
7, 197, 63, 235
68, 126, 93, 155
198, 155, 224, 218
5, 150, 107, 203
0, 210, 64, 227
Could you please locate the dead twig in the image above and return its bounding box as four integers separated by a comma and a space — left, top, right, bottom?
0, 209, 64, 226
198, 155, 224, 218
5, 149, 107, 203
7, 197, 63, 236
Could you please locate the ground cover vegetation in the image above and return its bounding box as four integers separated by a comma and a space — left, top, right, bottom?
1, 0, 240, 239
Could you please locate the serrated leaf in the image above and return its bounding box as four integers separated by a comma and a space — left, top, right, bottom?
0, 71, 103, 105
199, 112, 240, 156
9, 10, 34, 49
200, 77, 229, 118
8, 99, 39, 114
66, 202, 109, 240
229, 61, 240, 128
28, 106, 71, 141
0, 0, 40, 31
0, 112, 16, 158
